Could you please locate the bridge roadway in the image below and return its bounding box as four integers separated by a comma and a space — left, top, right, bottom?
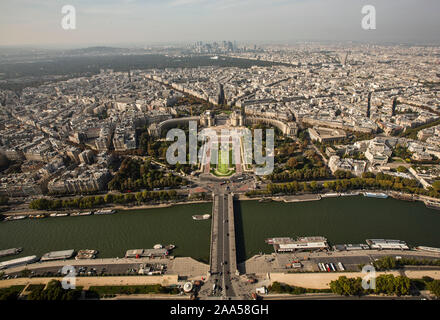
209, 189, 238, 298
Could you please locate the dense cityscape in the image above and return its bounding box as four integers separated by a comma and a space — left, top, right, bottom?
0, 42, 440, 302
1, 44, 440, 200
1, 1, 440, 312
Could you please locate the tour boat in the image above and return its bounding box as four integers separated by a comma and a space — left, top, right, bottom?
192, 214, 211, 220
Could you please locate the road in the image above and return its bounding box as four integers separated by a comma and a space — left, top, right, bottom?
204, 185, 236, 299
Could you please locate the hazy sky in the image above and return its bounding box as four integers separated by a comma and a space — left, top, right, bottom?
0, 0, 439, 47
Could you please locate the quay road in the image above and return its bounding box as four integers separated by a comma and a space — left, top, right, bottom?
206, 186, 238, 298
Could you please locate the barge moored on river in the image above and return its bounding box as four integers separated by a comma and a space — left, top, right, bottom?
3, 215, 27, 221
424, 200, 440, 210
50, 213, 69, 217
75, 249, 98, 260
41, 249, 75, 261
363, 192, 388, 199
70, 211, 93, 216
266, 236, 329, 252
125, 248, 169, 258
0, 247, 23, 258
94, 209, 116, 215
0, 256, 39, 270
415, 246, 440, 254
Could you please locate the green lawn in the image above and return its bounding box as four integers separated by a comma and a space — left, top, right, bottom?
213, 147, 235, 177
88, 284, 179, 297
217, 149, 230, 174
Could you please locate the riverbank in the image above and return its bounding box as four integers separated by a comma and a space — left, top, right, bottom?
3, 188, 439, 218
239, 190, 440, 208
1, 199, 211, 217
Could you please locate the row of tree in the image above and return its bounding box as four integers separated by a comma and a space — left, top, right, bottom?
373, 256, 440, 271
330, 275, 411, 296
248, 171, 440, 199
27, 280, 82, 301
267, 167, 331, 183
268, 282, 330, 295
29, 190, 180, 210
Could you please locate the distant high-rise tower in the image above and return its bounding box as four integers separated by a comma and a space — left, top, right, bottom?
366, 92, 372, 118
218, 83, 225, 105
343, 51, 349, 65
339, 51, 350, 66
391, 97, 398, 116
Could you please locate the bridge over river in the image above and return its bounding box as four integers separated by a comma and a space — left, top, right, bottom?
208, 189, 238, 298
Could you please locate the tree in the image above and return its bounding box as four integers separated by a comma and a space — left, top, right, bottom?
330, 276, 364, 296
396, 166, 408, 173
139, 132, 149, 154
104, 194, 113, 203
427, 280, 440, 297
375, 275, 410, 296
432, 180, 440, 192
334, 170, 353, 180
373, 256, 398, 271
27, 280, 81, 301
29, 198, 51, 210
287, 157, 298, 169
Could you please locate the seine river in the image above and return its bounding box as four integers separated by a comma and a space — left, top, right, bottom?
0, 203, 212, 263
1, 197, 440, 263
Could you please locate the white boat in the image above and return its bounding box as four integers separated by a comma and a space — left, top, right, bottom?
79, 211, 93, 216
75, 249, 98, 260
50, 213, 69, 217
95, 209, 116, 215
415, 246, 440, 253
56, 213, 69, 217
192, 214, 211, 220
424, 200, 440, 210
0, 256, 39, 270
153, 244, 163, 249
6, 215, 27, 221
16, 216, 27, 220
321, 193, 340, 198
364, 192, 388, 199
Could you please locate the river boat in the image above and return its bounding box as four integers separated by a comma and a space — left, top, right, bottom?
192, 214, 211, 220
364, 192, 388, 199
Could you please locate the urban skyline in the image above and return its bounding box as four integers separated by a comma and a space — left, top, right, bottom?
1, 0, 440, 47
